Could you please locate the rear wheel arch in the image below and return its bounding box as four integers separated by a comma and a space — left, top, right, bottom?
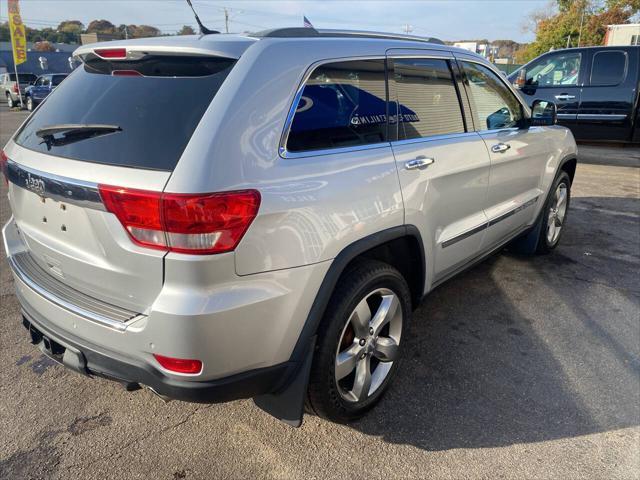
289, 226, 426, 367
253, 226, 426, 425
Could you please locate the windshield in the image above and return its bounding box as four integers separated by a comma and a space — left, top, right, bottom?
14, 55, 235, 171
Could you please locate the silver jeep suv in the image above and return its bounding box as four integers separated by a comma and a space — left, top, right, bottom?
1, 29, 577, 426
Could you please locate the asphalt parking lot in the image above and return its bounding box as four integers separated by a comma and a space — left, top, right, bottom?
0, 103, 638, 479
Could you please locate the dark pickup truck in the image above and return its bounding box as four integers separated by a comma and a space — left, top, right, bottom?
509, 46, 639, 144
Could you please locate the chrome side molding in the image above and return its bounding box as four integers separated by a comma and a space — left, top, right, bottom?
442, 196, 540, 249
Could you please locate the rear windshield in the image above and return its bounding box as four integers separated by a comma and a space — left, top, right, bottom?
14, 55, 235, 171
10, 73, 37, 83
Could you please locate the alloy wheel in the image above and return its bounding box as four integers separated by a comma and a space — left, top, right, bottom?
335, 288, 402, 403
546, 183, 568, 245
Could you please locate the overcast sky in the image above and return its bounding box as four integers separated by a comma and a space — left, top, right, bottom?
2, 0, 552, 42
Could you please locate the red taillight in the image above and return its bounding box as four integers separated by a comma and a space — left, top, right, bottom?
0, 150, 9, 186
94, 48, 127, 59
153, 354, 202, 374
111, 70, 143, 77
99, 186, 165, 250
98, 185, 260, 255
12, 83, 18, 93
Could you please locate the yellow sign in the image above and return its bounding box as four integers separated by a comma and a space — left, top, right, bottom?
8, 0, 27, 66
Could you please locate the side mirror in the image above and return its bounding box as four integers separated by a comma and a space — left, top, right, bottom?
514, 68, 526, 89
530, 99, 557, 127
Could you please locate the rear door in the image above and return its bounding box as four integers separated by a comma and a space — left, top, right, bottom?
457, 58, 547, 250
387, 50, 492, 280
517, 50, 585, 135
577, 47, 639, 142
5, 51, 236, 313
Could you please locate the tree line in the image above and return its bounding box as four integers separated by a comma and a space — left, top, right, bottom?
0, 19, 196, 51
516, 0, 639, 62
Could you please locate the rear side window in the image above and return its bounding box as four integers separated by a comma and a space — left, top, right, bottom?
11, 73, 37, 83
591, 51, 627, 86
286, 60, 388, 153
14, 55, 235, 171
461, 61, 523, 131
393, 58, 465, 140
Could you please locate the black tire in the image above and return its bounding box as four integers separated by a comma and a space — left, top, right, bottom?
306, 259, 411, 423
6, 93, 14, 109
536, 171, 571, 254
26, 96, 33, 112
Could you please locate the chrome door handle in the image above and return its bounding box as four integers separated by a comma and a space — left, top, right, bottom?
554, 94, 576, 101
491, 143, 511, 153
404, 156, 435, 170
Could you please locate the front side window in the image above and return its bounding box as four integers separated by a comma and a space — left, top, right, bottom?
286, 60, 388, 153
591, 51, 627, 86
462, 61, 523, 131
393, 58, 465, 140
525, 52, 581, 87
52, 75, 66, 86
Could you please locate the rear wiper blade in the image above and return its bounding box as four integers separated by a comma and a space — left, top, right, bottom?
36, 124, 122, 138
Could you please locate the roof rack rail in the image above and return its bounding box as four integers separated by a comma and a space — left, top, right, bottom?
252, 27, 444, 45
253, 27, 320, 38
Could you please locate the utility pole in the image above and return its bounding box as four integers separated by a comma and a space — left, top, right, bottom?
124, 25, 129, 40
403, 24, 413, 35
224, 7, 229, 34
577, 2, 585, 47
566, 34, 571, 48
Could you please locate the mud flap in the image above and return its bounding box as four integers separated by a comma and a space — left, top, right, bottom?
253, 336, 316, 427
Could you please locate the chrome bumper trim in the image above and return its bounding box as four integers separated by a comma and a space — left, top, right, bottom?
8, 252, 141, 332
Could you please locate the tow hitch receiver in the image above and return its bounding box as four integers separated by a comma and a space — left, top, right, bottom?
23, 316, 88, 375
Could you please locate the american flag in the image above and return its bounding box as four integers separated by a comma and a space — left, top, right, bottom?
303, 16, 314, 28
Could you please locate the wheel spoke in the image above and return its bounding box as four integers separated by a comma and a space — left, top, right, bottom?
349, 298, 371, 337
374, 336, 399, 362
547, 217, 556, 242
557, 187, 567, 210
370, 294, 399, 335
351, 356, 372, 401
335, 344, 361, 380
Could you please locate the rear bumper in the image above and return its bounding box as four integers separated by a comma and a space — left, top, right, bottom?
4, 216, 329, 401
21, 306, 292, 403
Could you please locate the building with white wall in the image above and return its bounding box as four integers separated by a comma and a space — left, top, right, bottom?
604, 24, 640, 46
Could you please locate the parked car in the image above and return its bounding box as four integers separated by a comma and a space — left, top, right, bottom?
24, 74, 68, 111
509, 46, 640, 144
1, 30, 577, 426
1, 72, 38, 109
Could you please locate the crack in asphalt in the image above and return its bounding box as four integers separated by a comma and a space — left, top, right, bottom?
61, 404, 215, 473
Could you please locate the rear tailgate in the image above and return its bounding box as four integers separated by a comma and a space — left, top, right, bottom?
3, 47, 237, 315
4, 147, 169, 313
